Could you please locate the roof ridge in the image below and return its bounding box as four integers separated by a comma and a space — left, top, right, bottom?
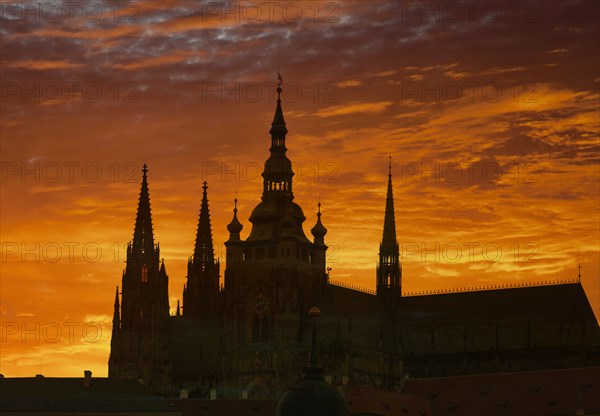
402, 278, 581, 297
329, 278, 581, 298
329, 279, 376, 296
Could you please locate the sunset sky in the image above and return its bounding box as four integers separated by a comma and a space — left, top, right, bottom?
1, 0, 599, 377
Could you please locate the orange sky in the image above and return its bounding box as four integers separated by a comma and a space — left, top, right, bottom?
1, 0, 599, 377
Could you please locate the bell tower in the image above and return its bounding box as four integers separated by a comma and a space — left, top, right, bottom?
222, 76, 329, 395
183, 181, 220, 317
376, 157, 402, 297
109, 165, 171, 389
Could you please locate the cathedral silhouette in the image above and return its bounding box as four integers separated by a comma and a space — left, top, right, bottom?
108, 83, 600, 397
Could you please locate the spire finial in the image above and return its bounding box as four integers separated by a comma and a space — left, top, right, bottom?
578, 263, 581, 280
388, 154, 392, 177
276, 71, 283, 102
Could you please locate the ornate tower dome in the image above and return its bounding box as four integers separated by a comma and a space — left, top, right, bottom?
275, 307, 349, 416
310, 202, 328, 246
226, 198, 243, 240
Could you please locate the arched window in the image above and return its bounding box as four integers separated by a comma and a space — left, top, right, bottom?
141, 264, 148, 283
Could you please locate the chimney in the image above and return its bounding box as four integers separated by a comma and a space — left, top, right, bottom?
83, 370, 92, 388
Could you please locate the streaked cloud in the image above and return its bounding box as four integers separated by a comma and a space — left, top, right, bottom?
315, 101, 394, 118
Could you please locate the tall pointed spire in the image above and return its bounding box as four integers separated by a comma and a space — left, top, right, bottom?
108, 285, 121, 377
377, 156, 402, 295
183, 181, 220, 317
131, 164, 155, 256
382, 156, 397, 247
113, 164, 171, 383
193, 181, 215, 265
112, 286, 120, 328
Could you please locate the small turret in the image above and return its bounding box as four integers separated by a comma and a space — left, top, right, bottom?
311, 202, 328, 246
226, 198, 243, 241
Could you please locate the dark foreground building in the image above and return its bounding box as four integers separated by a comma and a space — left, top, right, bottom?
0, 372, 179, 415
107, 83, 600, 398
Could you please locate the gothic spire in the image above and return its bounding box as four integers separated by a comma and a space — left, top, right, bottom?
377, 156, 402, 295
193, 181, 215, 265
112, 286, 120, 328
131, 164, 155, 256
381, 156, 397, 248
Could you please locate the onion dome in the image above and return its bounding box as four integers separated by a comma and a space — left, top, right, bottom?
226, 198, 243, 241
276, 307, 349, 416
310, 202, 327, 245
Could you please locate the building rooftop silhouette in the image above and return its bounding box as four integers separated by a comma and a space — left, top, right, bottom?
107, 77, 600, 402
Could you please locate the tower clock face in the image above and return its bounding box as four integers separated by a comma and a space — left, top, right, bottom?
254, 292, 268, 315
